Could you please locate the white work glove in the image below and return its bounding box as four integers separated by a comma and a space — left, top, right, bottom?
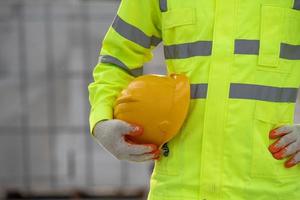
268, 124, 300, 168
93, 119, 160, 162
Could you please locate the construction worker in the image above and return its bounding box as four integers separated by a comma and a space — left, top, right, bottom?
89, 0, 300, 199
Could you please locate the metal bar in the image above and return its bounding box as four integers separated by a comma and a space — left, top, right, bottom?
0, 13, 116, 22
44, 2, 57, 189
0, 126, 90, 133
120, 161, 129, 188
15, 2, 31, 190
80, 2, 95, 187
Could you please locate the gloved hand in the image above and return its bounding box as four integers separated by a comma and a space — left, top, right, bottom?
268, 124, 300, 168
92, 119, 160, 162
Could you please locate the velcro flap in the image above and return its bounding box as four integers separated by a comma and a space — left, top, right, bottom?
162, 8, 196, 29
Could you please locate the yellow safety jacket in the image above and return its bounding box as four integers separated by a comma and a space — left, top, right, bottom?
88, 0, 300, 199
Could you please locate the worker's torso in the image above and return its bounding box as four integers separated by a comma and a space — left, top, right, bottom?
149, 0, 300, 200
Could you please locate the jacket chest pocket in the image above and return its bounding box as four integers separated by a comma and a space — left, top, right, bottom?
258, 5, 300, 73
161, 8, 209, 77
251, 5, 300, 179
162, 8, 198, 45
255, 4, 300, 125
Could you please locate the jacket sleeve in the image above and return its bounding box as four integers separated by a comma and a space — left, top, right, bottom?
88, 0, 162, 133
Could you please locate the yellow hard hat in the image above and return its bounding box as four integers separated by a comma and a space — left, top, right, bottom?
114, 74, 190, 148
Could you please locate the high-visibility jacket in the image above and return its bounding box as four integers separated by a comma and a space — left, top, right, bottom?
88, 0, 300, 199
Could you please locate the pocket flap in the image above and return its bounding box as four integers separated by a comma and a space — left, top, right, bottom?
162, 8, 196, 29
254, 101, 295, 124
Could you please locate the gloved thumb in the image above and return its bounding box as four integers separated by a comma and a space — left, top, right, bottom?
124, 124, 145, 145
127, 125, 143, 137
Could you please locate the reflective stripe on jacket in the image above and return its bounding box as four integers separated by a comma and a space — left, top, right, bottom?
89, 0, 300, 199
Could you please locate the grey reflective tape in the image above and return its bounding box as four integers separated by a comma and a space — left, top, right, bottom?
112, 15, 161, 49
99, 55, 143, 77
131, 68, 144, 77
280, 43, 300, 60
229, 83, 298, 103
234, 39, 260, 55
190, 84, 208, 99
151, 36, 162, 46
159, 0, 168, 12
164, 41, 212, 59
293, 0, 300, 10
99, 55, 128, 71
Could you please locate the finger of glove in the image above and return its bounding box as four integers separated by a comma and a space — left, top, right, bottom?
285, 151, 300, 168
153, 155, 160, 160
121, 142, 157, 155
282, 142, 300, 158
151, 149, 161, 157
126, 125, 143, 137
269, 132, 297, 153
93, 119, 133, 139
126, 153, 157, 162
269, 125, 294, 139
272, 142, 299, 159
112, 120, 137, 136
152, 150, 161, 160
113, 120, 144, 138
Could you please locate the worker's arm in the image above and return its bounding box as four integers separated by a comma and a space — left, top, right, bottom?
88, 0, 162, 161
268, 124, 300, 168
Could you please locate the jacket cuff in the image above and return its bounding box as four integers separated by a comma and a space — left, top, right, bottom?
89, 104, 113, 134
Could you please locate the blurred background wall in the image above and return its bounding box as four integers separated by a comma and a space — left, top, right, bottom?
0, 0, 164, 199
